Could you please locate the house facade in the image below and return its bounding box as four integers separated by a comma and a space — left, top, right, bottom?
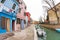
16, 0, 26, 31
48, 3, 60, 24
56, 3, 60, 24
25, 12, 31, 23
48, 9, 58, 24
0, 0, 19, 34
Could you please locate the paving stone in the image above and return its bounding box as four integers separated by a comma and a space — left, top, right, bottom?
5, 24, 35, 40
0, 32, 14, 40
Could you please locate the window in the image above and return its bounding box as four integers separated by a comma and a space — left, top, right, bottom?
25, 6, 26, 9
17, 0, 19, 3
19, 8, 21, 13
24, 20, 26, 24
19, 2, 22, 4
16, 0, 21, 4
1, 0, 5, 3
18, 2, 20, 4
24, 12, 26, 16
17, 18, 21, 24
12, 4, 16, 10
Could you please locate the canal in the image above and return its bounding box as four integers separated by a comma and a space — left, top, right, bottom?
37, 25, 60, 40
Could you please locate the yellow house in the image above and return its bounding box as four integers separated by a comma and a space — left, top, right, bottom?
48, 3, 60, 24
48, 9, 58, 24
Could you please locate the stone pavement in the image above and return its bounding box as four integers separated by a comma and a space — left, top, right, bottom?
5, 24, 35, 40
0, 32, 14, 40
34, 26, 38, 40
40, 24, 60, 30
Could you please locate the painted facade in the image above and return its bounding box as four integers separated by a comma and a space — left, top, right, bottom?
25, 12, 31, 23
0, 0, 19, 34
17, 0, 26, 19
16, 0, 26, 31
48, 3, 60, 24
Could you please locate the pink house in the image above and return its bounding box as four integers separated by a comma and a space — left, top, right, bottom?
15, 0, 26, 31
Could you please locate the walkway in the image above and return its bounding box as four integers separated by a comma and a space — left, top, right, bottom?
40, 24, 60, 30
5, 24, 35, 40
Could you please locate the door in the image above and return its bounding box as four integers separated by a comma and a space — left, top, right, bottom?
12, 20, 15, 31
6, 18, 10, 32
1, 17, 6, 29
0, 17, 10, 33
0, 17, 6, 33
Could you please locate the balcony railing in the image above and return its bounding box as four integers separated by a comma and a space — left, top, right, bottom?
2, 9, 16, 17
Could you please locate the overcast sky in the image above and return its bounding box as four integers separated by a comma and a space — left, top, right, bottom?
23, 0, 60, 21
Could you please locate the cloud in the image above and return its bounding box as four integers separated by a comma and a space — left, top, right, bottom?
23, 0, 60, 21
23, 0, 44, 21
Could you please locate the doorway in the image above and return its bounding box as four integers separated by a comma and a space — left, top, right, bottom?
1, 17, 10, 32
12, 20, 15, 31
1, 17, 6, 33
6, 18, 10, 32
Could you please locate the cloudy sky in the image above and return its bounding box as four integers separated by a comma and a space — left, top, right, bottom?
23, 0, 60, 21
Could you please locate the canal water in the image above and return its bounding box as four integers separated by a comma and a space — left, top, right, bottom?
37, 25, 60, 40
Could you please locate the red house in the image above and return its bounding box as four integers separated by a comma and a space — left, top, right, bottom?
25, 12, 31, 23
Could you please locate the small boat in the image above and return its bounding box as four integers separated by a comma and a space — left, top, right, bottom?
56, 28, 60, 32
35, 24, 47, 40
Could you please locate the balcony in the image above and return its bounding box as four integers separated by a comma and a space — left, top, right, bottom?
0, 5, 16, 17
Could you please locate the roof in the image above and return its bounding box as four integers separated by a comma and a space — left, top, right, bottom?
48, 2, 60, 11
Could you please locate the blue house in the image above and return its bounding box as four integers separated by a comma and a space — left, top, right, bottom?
0, 0, 19, 34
